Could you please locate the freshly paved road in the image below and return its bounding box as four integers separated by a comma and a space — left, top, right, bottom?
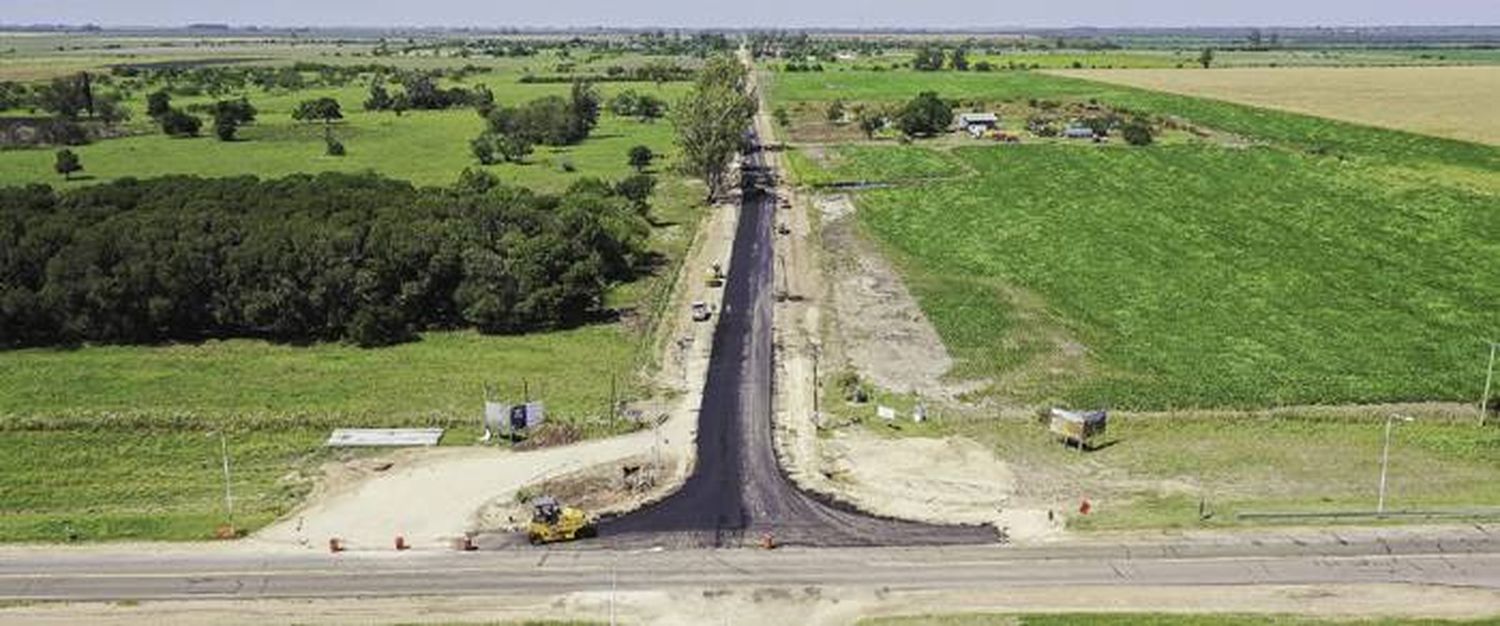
4, 530, 1500, 601
598, 140, 995, 548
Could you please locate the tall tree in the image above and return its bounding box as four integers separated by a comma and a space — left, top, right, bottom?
1198, 48, 1215, 69
673, 55, 755, 202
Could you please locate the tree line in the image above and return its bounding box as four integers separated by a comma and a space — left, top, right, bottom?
0, 171, 653, 349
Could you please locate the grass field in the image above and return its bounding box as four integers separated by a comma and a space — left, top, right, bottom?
856, 143, 1500, 408
0, 327, 654, 541
861, 614, 1500, 626
0, 78, 692, 190
1059, 66, 1500, 145
0, 48, 706, 541
776, 69, 1500, 409
0, 429, 326, 542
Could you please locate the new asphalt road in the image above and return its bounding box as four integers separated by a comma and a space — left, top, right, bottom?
599, 140, 994, 548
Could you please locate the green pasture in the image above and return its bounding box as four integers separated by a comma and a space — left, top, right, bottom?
777, 70, 1500, 408
0, 77, 691, 190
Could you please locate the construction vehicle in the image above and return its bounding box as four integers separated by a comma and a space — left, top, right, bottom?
526, 496, 597, 544
691, 300, 712, 322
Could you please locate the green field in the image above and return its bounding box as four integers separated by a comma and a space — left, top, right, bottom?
0, 327, 657, 541
0, 47, 706, 541
0, 79, 690, 190
777, 70, 1500, 409
0, 429, 325, 542
861, 614, 1500, 626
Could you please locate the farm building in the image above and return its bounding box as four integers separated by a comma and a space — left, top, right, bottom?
958, 112, 1000, 135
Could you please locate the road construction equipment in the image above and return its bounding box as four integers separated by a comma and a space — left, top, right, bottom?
526, 496, 596, 545
691, 301, 712, 322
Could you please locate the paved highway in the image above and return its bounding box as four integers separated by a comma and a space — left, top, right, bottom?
4, 530, 1500, 601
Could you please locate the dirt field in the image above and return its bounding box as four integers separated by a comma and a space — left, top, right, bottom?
1056, 66, 1500, 145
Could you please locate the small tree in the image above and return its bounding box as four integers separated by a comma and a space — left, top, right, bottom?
826, 99, 845, 123
210, 98, 256, 142
495, 132, 533, 163
94, 95, 129, 127
364, 81, 392, 111
857, 109, 885, 139
54, 148, 82, 180
634, 94, 665, 123
1121, 119, 1154, 146
615, 173, 656, 215
773, 106, 790, 128
324, 133, 346, 156
896, 91, 952, 138
160, 108, 202, 137
146, 90, 172, 119
293, 97, 343, 126
951, 47, 969, 71
628, 145, 653, 172
1198, 48, 1215, 69
471, 132, 499, 165
214, 117, 239, 141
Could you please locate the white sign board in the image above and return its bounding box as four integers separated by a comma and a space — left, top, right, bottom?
876, 405, 897, 421
326, 428, 444, 447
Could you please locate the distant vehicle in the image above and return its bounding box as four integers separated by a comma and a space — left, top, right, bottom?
777, 222, 791, 235
526, 496, 596, 544
691, 301, 712, 322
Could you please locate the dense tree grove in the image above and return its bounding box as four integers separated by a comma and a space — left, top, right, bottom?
0, 172, 653, 348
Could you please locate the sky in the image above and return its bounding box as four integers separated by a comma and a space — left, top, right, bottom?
3, 0, 1497, 29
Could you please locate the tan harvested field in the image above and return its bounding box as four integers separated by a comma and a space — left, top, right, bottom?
1056, 66, 1500, 145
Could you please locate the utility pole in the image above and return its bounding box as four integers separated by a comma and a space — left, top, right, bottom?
810, 342, 821, 421
609, 371, 618, 429
1481, 342, 1497, 426
219, 431, 234, 537
1377, 415, 1414, 516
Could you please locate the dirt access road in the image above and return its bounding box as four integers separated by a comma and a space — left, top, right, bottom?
592, 135, 996, 548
